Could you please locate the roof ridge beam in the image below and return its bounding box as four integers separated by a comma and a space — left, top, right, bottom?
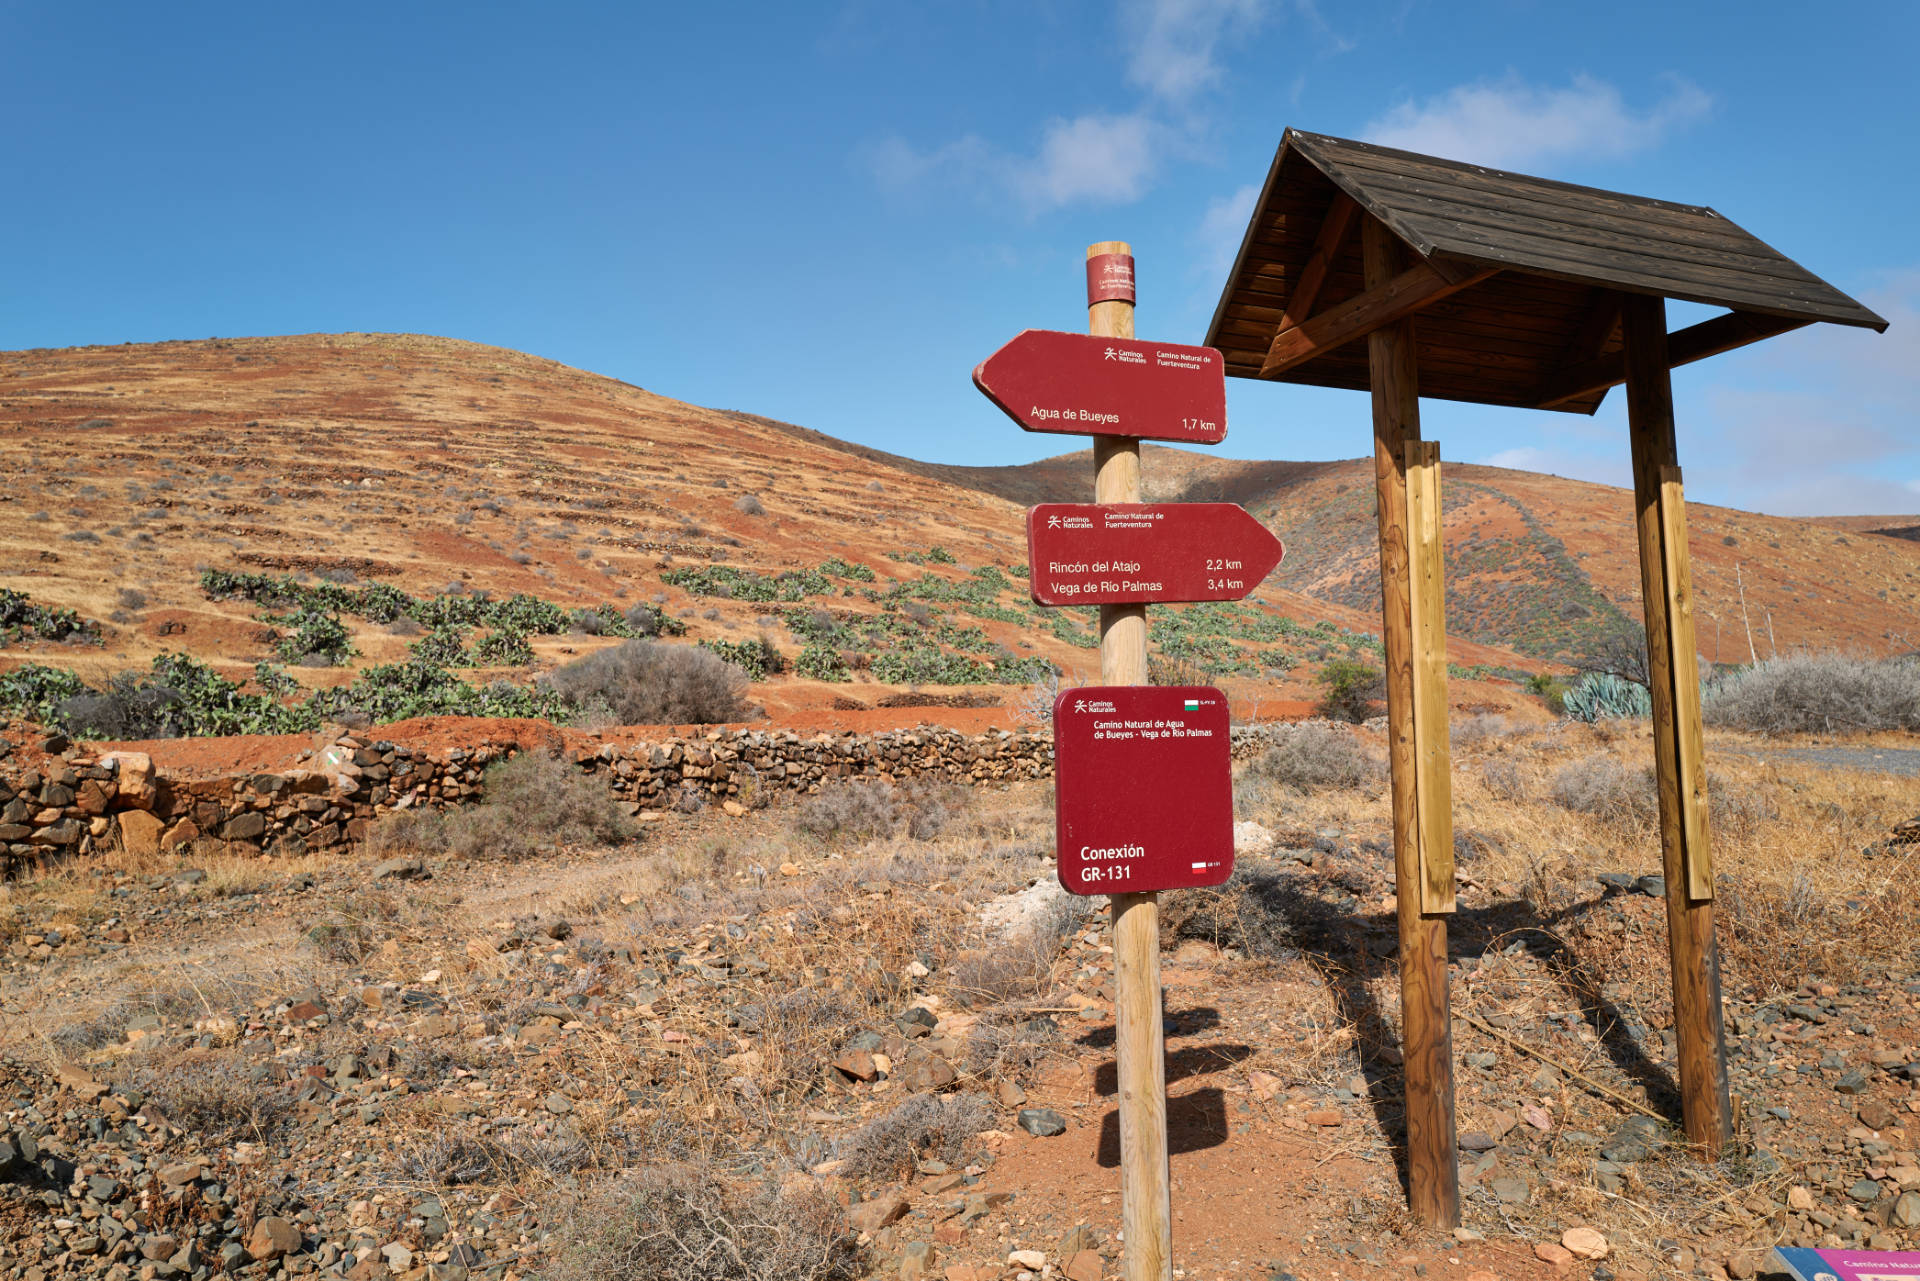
1259, 250, 1497, 378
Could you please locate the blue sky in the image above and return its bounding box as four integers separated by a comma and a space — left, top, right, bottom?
4, 1, 1915, 515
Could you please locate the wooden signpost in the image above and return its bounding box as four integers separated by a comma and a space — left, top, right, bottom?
977, 242, 1274, 1281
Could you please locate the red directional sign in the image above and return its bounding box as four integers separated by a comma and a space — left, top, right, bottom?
1054, 685, 1234, 895
1026, 503, 1283, 606
973, 330, 1227, 444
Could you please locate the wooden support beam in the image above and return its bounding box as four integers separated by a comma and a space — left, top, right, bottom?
1404, 440, 1455, 916
1261, 256, 1496, 377
1622, 292, 1732, 1156
1087, 240, 1173, 1281
1276, 191, 1357, 334
1538, 307, 1808, 408
1364, 215, 1459, 1229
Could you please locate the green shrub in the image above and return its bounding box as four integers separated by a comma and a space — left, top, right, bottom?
0, 589, 97, 644
1315, 658, 1383, 723
794, 644, 851, 682
699, 636, 785, 681
1562, 672, 1651, 722
410, 626, 470, 667
471, 628, 533, 667
369, 750, 637, 861
819, 557, 876, 582
545, 640, 749, 725
275, 606, 355, 666
1527, 672, 1571, 715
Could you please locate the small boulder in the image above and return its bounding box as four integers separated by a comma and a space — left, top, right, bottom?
246, 1216, 300, 1261
1018, 1108, 1066, 1137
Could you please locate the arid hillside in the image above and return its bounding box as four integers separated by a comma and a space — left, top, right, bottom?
0, 333, 1536, 730
858, 442, 1920, 666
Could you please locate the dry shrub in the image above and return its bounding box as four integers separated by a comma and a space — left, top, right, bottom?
1450, 713, 1514, 747
1719, 864, 1920, 994
1705, 652, 1920, 736
733, 493, 767, 516
947, 890, 1076, 1011
1550, 755, 1657, 826
1550, 755, 1777, 836
1480, 758, 1528, 802
130, 1057, 293, 1144
369, 751, 636, 861
548, 1163, 862, 1281
794, 779, 963, 844
834, 1092, 994, 1182
1243, 722, 1382, 793
546, 640, 749, 725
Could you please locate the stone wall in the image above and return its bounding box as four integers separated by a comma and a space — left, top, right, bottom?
0, 720, 1313, 867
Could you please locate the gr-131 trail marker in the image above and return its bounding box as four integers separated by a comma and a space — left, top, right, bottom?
1052, 685, 1235, 896
1026, 502, 1284, 606
972, 329, 1227, 444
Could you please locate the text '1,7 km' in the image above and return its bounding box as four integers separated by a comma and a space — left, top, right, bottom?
1053, 686, 1235, 895
1027, 502, 1283, 606
972, 329, 1227, 444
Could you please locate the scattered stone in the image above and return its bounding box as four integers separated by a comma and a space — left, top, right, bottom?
1849, 1177, 1883, 1203
1534, 1241, 1574, 1267
1063, 1249, 1104, 1281
1007, 1249, 1046, 1270
246, 1216, 300, 1261
1859, 1099, 1896, 1130
1599, 1115, 1662, 1163
1893, 1191, 1920, 1229
1489, 1174, 1529, 1205
1561, 1227, 1608, 1260
1018, 1108, 1067, 1137
900, 1240, 937, 1280
1835, 1069, 1872, 1094
371, 855, 429, 881
850, 1192, 909, 1233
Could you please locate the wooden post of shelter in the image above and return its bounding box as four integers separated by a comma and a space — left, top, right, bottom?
1089, 240, 1175, 1281
1363, 215, 1460, 1227
1202, 129, 1887, 1218
1621, 291, 1732, 1152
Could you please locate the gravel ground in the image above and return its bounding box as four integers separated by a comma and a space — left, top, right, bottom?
1722, 745, 1920, 778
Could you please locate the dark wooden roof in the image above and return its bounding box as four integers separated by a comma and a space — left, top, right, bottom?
1206, 129, 1888, 414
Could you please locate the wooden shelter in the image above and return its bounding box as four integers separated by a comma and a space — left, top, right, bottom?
1207, 129, 1887, 1227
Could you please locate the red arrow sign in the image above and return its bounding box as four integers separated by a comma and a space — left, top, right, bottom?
1026, 503, 1282, 606
1054, 685, 1234, 896
973, 330, 1227, 444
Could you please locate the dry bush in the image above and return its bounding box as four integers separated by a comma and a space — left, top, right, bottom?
1450, 713, 1514, 747
1549, 755, 1657, 827
794, 779, 963, 844
546, 640, 749, 725
1550, 755, 1777, 836
834, 1092, 994, 1182
129, 1056, 294, 1144
1719, 862, 1920, 994
1480, 758, 1528, 802
733, 493, 767, 516
547, 1163, 862, 1281
1705, 652, 1920, 736
369, 751, 637, 861
947, 892, 1076, 1010
1242, 722, 1383, 793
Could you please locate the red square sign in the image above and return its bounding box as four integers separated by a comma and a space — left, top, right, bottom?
1052, 685, 1235, 896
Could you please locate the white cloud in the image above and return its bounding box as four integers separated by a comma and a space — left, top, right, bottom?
867, 113, 1162, 213
1363, 73, 1712, 170
1014, 113, 1163, 208
1196, 181, 1259, 276
1122, 0, 1265, 104
866, 1, 1270, 212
